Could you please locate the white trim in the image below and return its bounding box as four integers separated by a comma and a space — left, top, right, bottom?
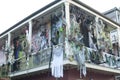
67, 61, 120, 74
9, 60, 120, 77
86, 63, 120, 74
116, 10, 119, 23
68, 0, 119, 28
28, 20, 32, 52
64, 0, 71, 60
64, 1, 70, 36
117, 28, 120, 54
9, 65, 49, 77
0, 34, 8, 39
9, 60, 70, 77
8, 32, 11, 47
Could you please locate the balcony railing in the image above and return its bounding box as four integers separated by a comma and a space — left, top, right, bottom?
0, 43, 120, 77
84, 47, 120, 68
8, 47, 51, 74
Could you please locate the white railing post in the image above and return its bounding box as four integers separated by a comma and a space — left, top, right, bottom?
117, 27, 120, 56
29, 20, 32, 53
8, 32, 11, 48
64, 0, 71, 58
64, 0, 70, 37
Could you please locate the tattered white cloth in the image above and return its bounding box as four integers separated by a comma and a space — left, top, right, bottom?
51, 45, 63, 78
74, 46, 86, 78
0, 50, 6, 66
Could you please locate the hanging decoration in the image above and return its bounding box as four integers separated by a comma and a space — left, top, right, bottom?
51, 9, 66, 78
51, 45, 63, 78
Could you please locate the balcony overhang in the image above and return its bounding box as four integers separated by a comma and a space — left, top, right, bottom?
9, 60, 120, 78
67, 60, 120, 75
9, 60, 73, 77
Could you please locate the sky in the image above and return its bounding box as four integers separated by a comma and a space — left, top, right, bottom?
0, 0, 120, 34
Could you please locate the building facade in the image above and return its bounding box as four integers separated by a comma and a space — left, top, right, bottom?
104, 7, 120, 24
0, 0, 120, 80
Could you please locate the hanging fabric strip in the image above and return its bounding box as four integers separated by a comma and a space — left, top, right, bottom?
74, 45, 86, 78
51, 45, 63, 78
